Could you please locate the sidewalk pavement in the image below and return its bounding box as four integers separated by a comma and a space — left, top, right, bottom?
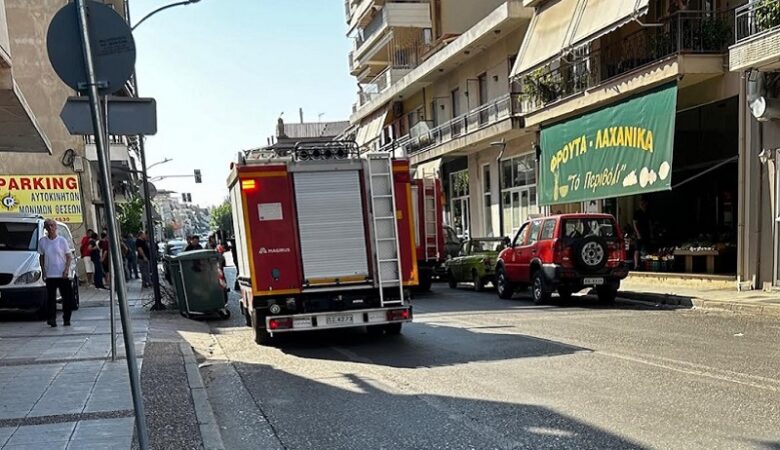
619, 279, 780, 317
0, 280, 150, 450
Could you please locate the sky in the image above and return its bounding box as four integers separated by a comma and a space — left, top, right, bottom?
132, 0, 355, 207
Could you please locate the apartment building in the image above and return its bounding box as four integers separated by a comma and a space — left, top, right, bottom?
729, 0, 780, 288
345, 0, 533, 238
0, 0, 139, 239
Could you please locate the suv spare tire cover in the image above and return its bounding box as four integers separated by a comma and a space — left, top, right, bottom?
573, 236, 608, 272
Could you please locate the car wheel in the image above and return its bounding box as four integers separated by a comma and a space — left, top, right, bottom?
72, 278, 80, 310
557, 287, 572, 303
496, 267, 514, 299
531, 270, 551, 305
447, 270, 457, 289
596, 285, 618, 305
472, 270, 484, 292
251, 309, 272, 345
385, 323, 402, 335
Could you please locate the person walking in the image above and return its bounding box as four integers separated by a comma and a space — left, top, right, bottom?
39, 219, 76, 327
124, 233, 139, 279
79, 228, 94, 285
89, 232, 106, 290
136, 231, 152, 288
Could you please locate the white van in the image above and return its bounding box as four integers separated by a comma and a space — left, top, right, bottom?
0, 214, 80, 315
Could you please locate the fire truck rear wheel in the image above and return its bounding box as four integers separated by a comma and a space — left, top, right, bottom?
385, 323, 402, 335
251, 309, 272, 345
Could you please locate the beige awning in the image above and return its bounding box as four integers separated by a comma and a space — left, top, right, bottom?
0, 79, 52, 153
511, 0, 649, 78
413, 157, 441, 179
355, 108, 388, 148
511, 0, 579, 78
569, 0, 649, 47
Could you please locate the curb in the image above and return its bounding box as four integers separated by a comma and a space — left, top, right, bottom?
180, 342, 225, 450
618, 291, 780, 318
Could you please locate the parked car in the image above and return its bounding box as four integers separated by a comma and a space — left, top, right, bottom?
0, 214, 79, 315
445, 238, 508, 291
443, 225, 462, 259
495, 214, 628, 304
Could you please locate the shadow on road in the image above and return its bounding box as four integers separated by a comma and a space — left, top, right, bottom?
201, 354, 649, 450
277, 321, 591, 369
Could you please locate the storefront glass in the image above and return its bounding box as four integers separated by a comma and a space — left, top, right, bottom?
449, 169, 469, 238
501, 153, 538, 236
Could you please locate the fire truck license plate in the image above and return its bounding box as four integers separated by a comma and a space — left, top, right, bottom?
583, 277, 604, 286
326, 314, 354, 325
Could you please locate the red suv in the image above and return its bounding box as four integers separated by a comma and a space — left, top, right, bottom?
495, 214, 628, 304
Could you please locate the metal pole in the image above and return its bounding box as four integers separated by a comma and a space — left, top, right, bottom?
104, 94, 116, 362
125, 0, 164, 310
74, 1, 149, 448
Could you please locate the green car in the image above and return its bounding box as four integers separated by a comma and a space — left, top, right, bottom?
446, 238, 508, 291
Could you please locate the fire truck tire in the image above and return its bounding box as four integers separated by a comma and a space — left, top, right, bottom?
385, 323, 402, 335
417, 270, 433, 292
251, 310, 272, 345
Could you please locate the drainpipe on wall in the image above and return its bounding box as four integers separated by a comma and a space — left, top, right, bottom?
737, 72, 747, 290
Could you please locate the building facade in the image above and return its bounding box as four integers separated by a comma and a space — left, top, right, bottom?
345, 0, 780, 289
0, 0, 139, 242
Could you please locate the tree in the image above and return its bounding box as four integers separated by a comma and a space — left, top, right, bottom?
210, 200, 234, 237
117, 196, 144, 236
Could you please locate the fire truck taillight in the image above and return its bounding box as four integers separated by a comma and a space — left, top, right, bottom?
386, 309, 411, 321
268, 317, 293, 330
241, 179, 258, 191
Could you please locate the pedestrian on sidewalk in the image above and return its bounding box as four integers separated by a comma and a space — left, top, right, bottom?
100, 232, 111, 287
89, 232, 107, 290
137, 231, 152, 288
124, 232, 139, 279
39, 219, 76, 327
79, 228, 94, 285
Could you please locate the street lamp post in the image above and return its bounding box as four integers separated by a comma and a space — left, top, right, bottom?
125, 0, 201, 310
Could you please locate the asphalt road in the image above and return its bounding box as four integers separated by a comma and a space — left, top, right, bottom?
197, 269, 780, 450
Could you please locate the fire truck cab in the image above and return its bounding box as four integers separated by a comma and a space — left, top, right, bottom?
228, 141, 415, 345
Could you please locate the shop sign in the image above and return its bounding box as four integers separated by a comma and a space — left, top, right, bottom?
0, 175, 83, 223
539, 83, 677, 205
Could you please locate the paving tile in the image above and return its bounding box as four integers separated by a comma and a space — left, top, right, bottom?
4, 441, 68, 450
0, 426, 17, 447
4, 422, 76, 445
71, 417, 134, 441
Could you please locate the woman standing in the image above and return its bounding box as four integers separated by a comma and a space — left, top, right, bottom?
89, 233, 106, 289
100, 232, 110, 287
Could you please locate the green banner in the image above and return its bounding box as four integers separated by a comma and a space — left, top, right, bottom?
539, 83, 677, 205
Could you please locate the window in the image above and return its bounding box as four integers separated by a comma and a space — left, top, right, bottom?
482, 164, 493, 237
0, 223, 38, 251
478, 73, 488, 125
527, 220, 543, 245
512, 222, 529, 247
540, 219, 557, 240
449, 170, 469, 238
500, 154, 538, 236
562, 218, 617, 240
451, 88, 461, 118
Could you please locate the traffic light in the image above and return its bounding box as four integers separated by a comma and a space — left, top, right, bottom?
194, 169, 202, 183
181, 193, 192, 203
186, 193, 192, 202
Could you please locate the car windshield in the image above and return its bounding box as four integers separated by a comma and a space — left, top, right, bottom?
561, 218, 616, 240
470, 239, 505, 253
0, 222, 38, 251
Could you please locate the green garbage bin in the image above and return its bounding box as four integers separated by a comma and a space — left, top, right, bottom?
169, 250, 229, 319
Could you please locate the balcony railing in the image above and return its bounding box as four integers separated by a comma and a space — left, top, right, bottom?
355, 8, 386, 49
735, 0, 780, 43
377, 93, 521, 156
515, 9, 735, 112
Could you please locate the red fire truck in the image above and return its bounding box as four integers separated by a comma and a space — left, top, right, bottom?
228, 141, 415, 345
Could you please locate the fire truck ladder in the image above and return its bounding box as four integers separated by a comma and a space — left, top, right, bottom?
366, 153, 404, 307
422, 175, 439, 260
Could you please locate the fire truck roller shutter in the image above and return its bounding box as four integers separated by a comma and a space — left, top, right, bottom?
294, 170, 370, 282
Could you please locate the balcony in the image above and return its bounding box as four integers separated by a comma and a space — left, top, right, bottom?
379, 93, 522, 161
515, 9, 734, 115
730, 0, 780, 71
352, 2, 431, 62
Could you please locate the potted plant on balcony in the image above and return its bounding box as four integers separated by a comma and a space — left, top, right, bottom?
756, 0, 780, 33
522, 67, 562, 105
701, 15, 732, 51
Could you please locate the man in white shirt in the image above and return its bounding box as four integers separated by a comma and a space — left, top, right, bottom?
38, 219, 75, 327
